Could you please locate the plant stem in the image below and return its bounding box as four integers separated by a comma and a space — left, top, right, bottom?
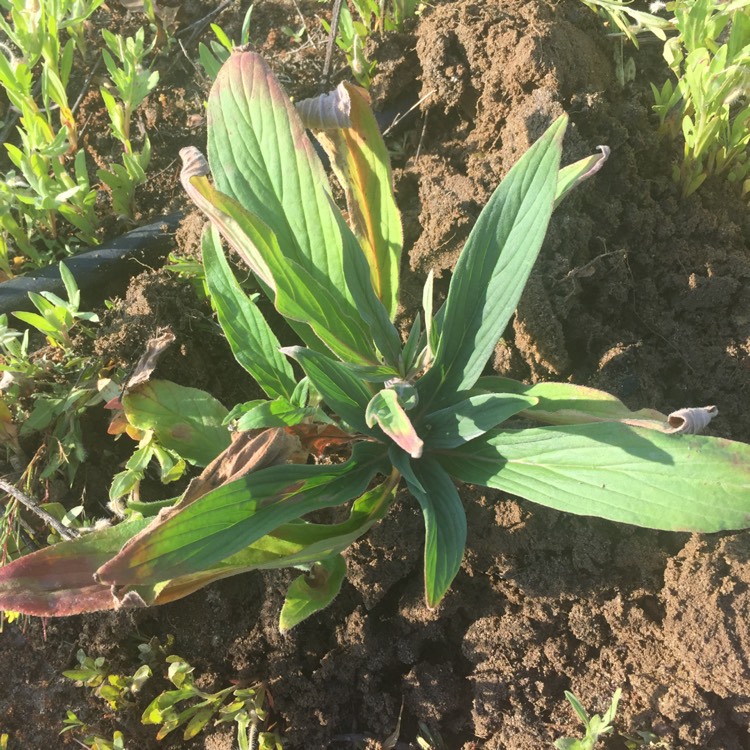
0, 477, 77, 540
322, 0, 344, 86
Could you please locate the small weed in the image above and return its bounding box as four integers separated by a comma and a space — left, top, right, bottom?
622, 730, 674, 749
63, 648, 152, 711
0, 0, 102, 272
0, 0, 166, 268
12, 262, 99, 348
656, 0, 750, 196
97, 27, 159, 218
416, 722, 447, 749
141, 655, 272, 742
198, 4, 255, 82
578, 0, 671, 45
555, 688, 622, 750
581, 0, 750, 197
128, 0, 179, 50
60, 714, 126, 750
0, 267, 116, 493
320, 0, 424, 87
61, 642, 281, 748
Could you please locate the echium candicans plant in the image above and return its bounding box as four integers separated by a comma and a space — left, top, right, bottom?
1, 50, 749, 632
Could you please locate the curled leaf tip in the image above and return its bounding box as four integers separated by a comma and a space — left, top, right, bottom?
667, 405, 718, 434
296, 84, 352, 130
179, 146, 210, 184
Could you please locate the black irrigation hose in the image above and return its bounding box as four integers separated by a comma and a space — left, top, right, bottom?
0, 212, 183, 318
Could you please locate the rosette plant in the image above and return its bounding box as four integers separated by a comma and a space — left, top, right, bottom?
1, 50, 749, 631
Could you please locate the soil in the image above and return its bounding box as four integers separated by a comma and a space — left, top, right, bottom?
2, 0, 750, 749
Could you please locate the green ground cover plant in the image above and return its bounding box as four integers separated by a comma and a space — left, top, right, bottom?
58, 639, 281, 748
0, 262, 109, 484
0, 51, 748, 632
97, 27, 159, 218
0, 1, 162, 273
555, 689, 621, 750
320, 0, 423, 87
0, 0, 103, 274
653, 0, 750, 195
581, 0, 750, 196
198, 3, 254, 82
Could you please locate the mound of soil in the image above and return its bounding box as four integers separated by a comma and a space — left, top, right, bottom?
2, 1, 749, 748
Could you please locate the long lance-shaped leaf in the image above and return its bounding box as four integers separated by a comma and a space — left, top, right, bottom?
423, 393, 538, 449
181, 148, 378, 365
417, 116, 567, 408
366, 388, 423, 458
298, 83, 403, 318
181, 146, 275, 290
202, 225, 296, 400
0, 477, 397, 616
207, 50, 363, 333
438, 423, 750, 531
336, 207, 404, 368
96, 443, 388, 587
279, 554, 347, 633
0, 518, 150, 616
140, 475, 398, 606
476, 376, 668, 427
391, 449, 466, 608
282, 346, 375, 434
123, 380, 230, 466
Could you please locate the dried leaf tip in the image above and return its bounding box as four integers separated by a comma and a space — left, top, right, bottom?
296, 84, 352, 131
179, 146, 210, 183
667, 405, 718, 434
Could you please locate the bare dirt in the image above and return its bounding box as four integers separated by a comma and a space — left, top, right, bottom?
1, 0, 750, 748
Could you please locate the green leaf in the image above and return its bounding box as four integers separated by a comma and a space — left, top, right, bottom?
13, 311, 59, 335
297, 82, 403, 317
96, 443, 387, 587
58, 261, 80, 307
188, 476, 397, 571
282, 346, 374, 433
232, 398, 322, 430
279, 554, 347, 632
123, 380, 230, 466
423, 393, 538, 449
202, 224, 296, 400
439, 423, 750, 531
182, 161, 379, 365
336, 209, 403, 367
341, 362, 401, 383
392, 451, 466, 607
476, 376, 667, 426
184, 707, 215, 740
207, 50, 372, 351
131, 476, 398, 607
366, 388, 423, 458
417, 116, 567, 407
401, 313, 423, 374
